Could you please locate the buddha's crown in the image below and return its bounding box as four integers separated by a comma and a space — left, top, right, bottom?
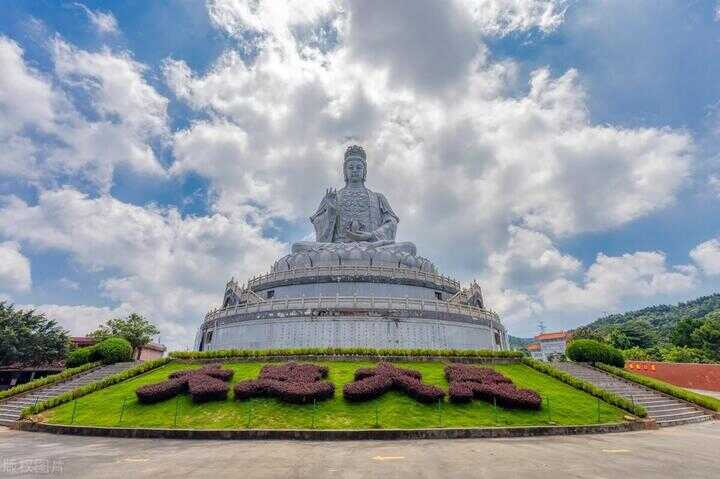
344, 145, 366, 163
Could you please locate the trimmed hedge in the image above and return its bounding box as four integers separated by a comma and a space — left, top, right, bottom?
21, 358, 173, 418
171, 347, 522, 360
566, 340, 625, 368
136, 364, 234, 404
234, 362, 335, 404
343, 362, 445, 404
95, 337, 134, 364
0, 362, 102, 401
445, 363, 541, 409
595, 363, 720, 412
521, 358, 646, 418
66, 347, 96, 368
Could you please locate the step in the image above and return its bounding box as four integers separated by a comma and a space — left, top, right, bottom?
0, 413, 19, 421
657, 415, 713, 427
645, 406, 696, 414
653, 410, 707, 420
0, 419, 16, 427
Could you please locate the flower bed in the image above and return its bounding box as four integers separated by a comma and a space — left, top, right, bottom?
136, 364, 234, 404
233, 362, 335, 404
343, 362, 445, 403
445, 363, 541, 409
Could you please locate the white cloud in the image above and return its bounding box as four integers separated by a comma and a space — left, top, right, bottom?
73, 3, 119, 35
165, 2, 693, 277
539, 251, 697, 312
0, 241, 31, 293
690, 238, 720, 275
0, 35, 168, 191
0, 188, 285, 347
20, 303, 130, 338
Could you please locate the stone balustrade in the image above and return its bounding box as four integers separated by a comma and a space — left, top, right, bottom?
246, 265, 461, 292
204, 295, 500, 324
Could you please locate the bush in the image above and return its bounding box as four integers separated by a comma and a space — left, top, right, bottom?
95, 337, 134, 364
136, 364, 233, 404
566, 339, 625, 367
445, 364, 541, 409
22, 358, 173, 418
65, 347, 96, 367
521, 357, 646, 417
233, 362, 335, 404
342, 362, 445, 403
594, 363, 720, 412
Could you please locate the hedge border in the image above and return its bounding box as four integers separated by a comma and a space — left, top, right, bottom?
521, 358, 646, 418
0, 362, 102, 402
595, 363, 720, 413
170, 348, 523, 360
15, 419, 652, 441
20, 358, 173, 418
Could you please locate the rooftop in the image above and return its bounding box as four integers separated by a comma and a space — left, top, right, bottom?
534, 331, 571, 341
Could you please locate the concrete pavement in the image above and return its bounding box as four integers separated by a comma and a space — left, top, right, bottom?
1, 422, 719, 478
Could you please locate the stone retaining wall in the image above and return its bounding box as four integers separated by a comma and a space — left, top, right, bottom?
16, 419, 653, 441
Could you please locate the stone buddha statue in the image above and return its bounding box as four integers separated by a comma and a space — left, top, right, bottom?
291, 145, 417, 257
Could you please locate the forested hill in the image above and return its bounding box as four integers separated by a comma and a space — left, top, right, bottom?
584, 294, 720, 337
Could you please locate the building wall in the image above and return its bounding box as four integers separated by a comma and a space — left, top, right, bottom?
137, 347, 165, 361
254, 282, 451, 301
625, 361, 720, 392
199, 314, 505, 351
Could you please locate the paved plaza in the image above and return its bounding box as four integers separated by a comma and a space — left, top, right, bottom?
1, 422, 718, 478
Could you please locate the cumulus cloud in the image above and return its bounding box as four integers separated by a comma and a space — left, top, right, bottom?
0, 189, 286, 347
19, 303, 130, 338
165, 1, 692, 277
0, 35, 167, 191
690, 238, 720, 275
539, 251, 697, 312
0, 241, 32, 293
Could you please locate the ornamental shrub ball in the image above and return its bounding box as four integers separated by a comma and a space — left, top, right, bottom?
342, 362, 445, 403
566, 339, 625, 367
95, 337, 134, 364
136, 364, 234, 404
234, 362, 335, 404
65, 346, 95, 367
445, 363, 541, 409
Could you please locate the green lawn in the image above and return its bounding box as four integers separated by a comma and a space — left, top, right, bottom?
40, 361, 627, 429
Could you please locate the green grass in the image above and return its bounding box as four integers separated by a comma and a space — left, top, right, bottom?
40, 361, 627, 429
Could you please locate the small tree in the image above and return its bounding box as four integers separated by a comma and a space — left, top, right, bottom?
89, 313, 160, 360
0, 302, 69, 366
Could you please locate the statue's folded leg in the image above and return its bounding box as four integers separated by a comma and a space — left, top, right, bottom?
291, 241, 333, 254
375, 242, 417, 256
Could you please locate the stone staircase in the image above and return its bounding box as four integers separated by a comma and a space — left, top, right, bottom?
0, 362, 136, 427
553, 362, 714, 427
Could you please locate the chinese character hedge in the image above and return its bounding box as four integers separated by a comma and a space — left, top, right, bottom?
343, 362, 445, 403
445, 363, 541, 409
233, 362, 335, 404
135, 364, 234, 404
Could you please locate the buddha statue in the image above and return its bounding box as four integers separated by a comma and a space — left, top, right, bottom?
291, 145, 417, 257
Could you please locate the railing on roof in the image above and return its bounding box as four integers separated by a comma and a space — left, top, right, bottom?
204, 295, 500, 325
246, 265, 461, 291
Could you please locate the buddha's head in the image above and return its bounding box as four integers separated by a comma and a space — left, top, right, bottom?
343, 145, 367, 184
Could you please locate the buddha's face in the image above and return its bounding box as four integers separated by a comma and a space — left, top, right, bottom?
344, 158, 366, 183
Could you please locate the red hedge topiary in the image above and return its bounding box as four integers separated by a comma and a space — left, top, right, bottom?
233, 362, 335, 404
343, 362, 445, 403
136, 364, 234, 404
444, 363, 541, 409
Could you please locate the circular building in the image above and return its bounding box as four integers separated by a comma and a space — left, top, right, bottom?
194, 146, 507, 352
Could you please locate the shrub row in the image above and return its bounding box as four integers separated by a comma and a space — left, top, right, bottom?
66, 337, 134, 367
21, 358, 173, 418
0, 362, 102, 401
136, 364, 234, 404
521, 358, 646, 417
234, 363, 335, 404
595, 363, 720, 412
566, 340, 625, 368
170, 347, 522, 360
343, 362, 445, 404
445, 364, 541, 409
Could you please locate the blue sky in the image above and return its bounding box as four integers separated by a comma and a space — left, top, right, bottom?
1, 0, 720, 348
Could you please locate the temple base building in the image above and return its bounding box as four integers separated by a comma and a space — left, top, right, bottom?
195, 146, 507, 351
